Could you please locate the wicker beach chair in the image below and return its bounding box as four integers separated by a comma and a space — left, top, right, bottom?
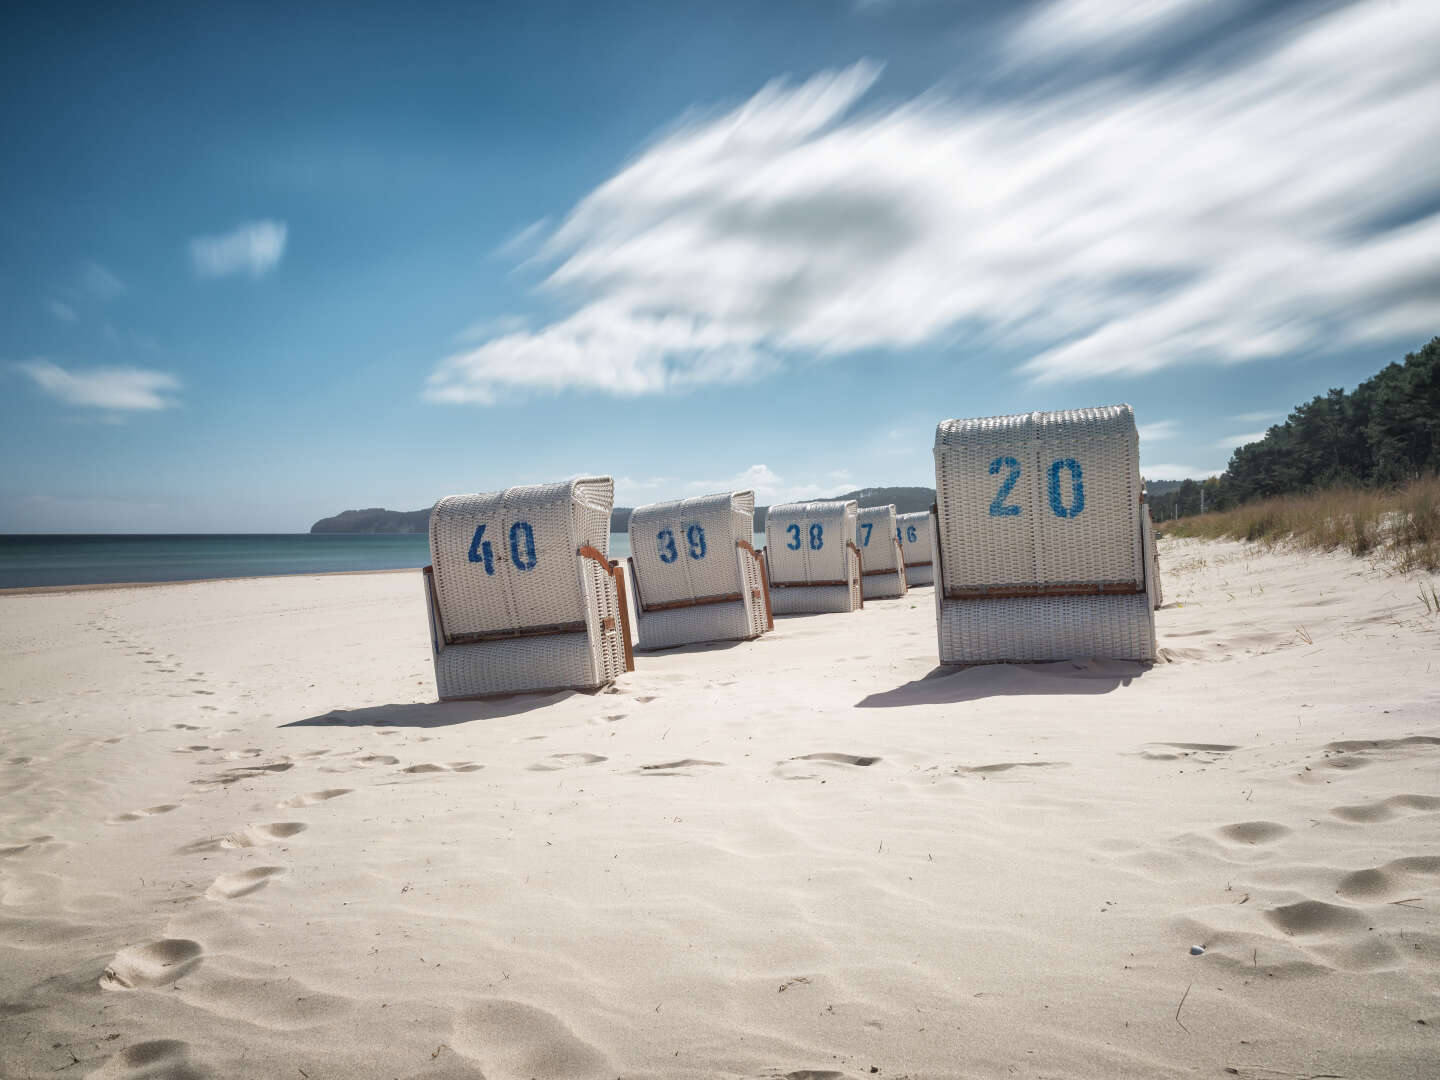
763, 500, 863, 615
627, 490, 772, 650
856, 504, 907, 600
895, 510, 935, 588
422, 477, 634, 699
931, 406, 1158, 664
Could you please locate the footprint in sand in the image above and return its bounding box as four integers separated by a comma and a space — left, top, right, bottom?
527, 753, 607, 772
171, 724, 202, 731
88, 1039, 207, 1079
1335, 855, 1440, 901
637, 758, 724, 775
400, 761, 484, 774
101, 939, 203, 989
1331, 794, 1440, 822
1215, 820, 1291, 845
1326, 736, 1440, 753
945, 760, 1068, 775
357, 754, 399, 766
206, 866, 286, 900
449, 999, 609, 1080
106, 804, 179, 825
194, 760, 294, 786
1138, 742, 1239, 761
1264, 899, 1367, 937
276, 789, 351, 808
179, 822, 306, 854
794, 753, 881, 767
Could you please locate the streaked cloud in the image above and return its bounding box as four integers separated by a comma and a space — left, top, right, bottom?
16, 360, 180, 410
432, 0, 1440, 403
1214, 431, 1266, 450
1143, 463, 1220, 481
1137, 419, 1179, 442
189, 220, 288, 277
1232, 410, 1282, 423
81, 262, 125, 298
47, 299, 77, 322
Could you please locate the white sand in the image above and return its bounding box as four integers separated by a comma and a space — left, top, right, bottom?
1, 539, 1437, 1079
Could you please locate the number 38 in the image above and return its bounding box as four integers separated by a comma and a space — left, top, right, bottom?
988, 457, 1086, 519
785, 523, 824, 551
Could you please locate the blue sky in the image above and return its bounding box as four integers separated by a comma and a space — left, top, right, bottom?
2, 0, 1436, 532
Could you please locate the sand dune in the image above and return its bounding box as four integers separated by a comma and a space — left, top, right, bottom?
0, 538, 1436, 1078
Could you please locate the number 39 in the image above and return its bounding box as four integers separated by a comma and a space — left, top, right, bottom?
987, 457, 1085, 518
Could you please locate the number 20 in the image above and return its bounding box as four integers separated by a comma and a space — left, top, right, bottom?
987, 457, 1085, 519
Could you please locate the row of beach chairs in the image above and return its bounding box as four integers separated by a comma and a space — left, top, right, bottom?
422, 404, 1161, 699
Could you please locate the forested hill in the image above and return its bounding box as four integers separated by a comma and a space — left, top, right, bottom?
311, 486, 937, 534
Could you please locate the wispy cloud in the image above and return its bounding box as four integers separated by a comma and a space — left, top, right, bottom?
47, 299, 77, 322
1143, 463, 1220, 481
1007, 0, 1232, 62
1137, 419, 1179, 442
16, 360, 180, 410
1214, 431, 1266, 450
432, 1, 1440, 403
189, 220, 288, 277
82, 262, 125, 298
1232, 410, 1282, 423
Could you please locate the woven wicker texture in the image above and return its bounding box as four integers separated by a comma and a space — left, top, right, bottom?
896, 511, 935, 587
937, 592, 1156, 663
628, 490, 767, 649
857, 504, 907, 600
764, 500, 861, 614
1142, 503, 1162, 609
934, 406, 1142, 593
425, 477, 625, 698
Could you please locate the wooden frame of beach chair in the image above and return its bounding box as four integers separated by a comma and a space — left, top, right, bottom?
856, 504, 908, 600
763, 500, 863, 615
895, 510, 935, 588
626, 490, 772, 650
422, 477, 633, 699
931, 406, 1158, 664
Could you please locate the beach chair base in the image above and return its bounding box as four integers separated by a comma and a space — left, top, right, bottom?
937, 591, 1156, 664
861, 567, 907, 600
904, 563, 934, 587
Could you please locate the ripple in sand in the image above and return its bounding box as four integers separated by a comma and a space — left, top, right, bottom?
206, 866, 286, 900
1264, 899, 1366, 937
1332, 794, 1440, 822
276, 788, 351, 808
101, 939, 203, 989
450, 999, 609, 1080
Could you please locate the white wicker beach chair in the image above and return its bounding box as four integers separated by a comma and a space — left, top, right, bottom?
626, 490, 772, 650
895, 510, 935, 588
422, 477, 634, 699
931, 405, 1158, 664
856, 504, 907, 600
763, 500, 863, 615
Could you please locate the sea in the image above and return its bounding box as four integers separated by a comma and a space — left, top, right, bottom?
0, 533, 634, 590
0, 531, 764, 590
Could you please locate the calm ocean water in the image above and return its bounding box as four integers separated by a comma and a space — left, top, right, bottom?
0, 533, 649, 590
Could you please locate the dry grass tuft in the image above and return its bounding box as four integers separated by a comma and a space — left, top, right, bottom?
1160, 475, 1440, 574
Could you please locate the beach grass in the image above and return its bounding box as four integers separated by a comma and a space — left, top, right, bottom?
1159, 474, 1440, 573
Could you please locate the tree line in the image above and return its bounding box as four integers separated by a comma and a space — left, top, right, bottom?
1148, 336, 1439, 521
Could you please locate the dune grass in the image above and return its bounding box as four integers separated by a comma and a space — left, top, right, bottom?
1159, 475, 1440, 573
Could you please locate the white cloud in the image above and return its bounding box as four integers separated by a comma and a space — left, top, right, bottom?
16, 360, 180, 410
189, 220, 288, 277
1142, 463, 1220, 481
48, 299, 77, 322
82, 262, 125, 298
1214, 431, 1266, 450
1137, 419, 1178, 441
1007, 0, 1231, 61
1232, 410, 1282, 423
432, 2, 1440, 403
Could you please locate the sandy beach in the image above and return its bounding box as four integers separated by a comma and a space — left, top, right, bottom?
1, 538, 1437, 1079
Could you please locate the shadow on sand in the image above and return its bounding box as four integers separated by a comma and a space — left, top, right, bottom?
857, 659, 1146, 708
283, 691, 578, 730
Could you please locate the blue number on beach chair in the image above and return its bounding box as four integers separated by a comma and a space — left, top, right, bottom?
988, 457, 1022, 517
906, 524, 918, 543
859, 522, 872, 546
808, 523, 824, 550
509, 521, 538, 571
786, 523, 802, 550
467, 524, 496, 575
657, 528, 678, 564
686, 523, 707, 560
1048, 458, 1085, 518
